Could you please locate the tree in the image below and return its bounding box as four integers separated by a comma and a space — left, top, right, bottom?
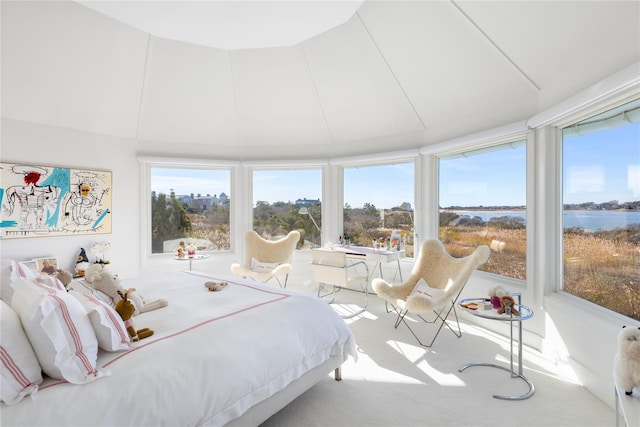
151, 192, 192, 253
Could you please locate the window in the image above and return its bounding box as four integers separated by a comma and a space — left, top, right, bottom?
252, 168, 322, 249
149, 166, 231, 254
438, 141, 527, 280
343, 161, 415, 257
562, 98, 640, 320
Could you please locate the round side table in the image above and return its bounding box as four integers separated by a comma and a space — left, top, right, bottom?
458, 294, 535, 400
175, 254, 210, 271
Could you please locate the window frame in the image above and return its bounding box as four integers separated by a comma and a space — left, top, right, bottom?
333, 151, 420, 258
434, 135, 531, 283
138, 156, 239, 266
248, 164, 325, 250
555, 97, 640, 320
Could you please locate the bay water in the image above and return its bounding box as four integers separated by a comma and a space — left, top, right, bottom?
447, 210, 640, 232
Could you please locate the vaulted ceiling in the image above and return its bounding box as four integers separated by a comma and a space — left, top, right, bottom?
2, 1, 639, 159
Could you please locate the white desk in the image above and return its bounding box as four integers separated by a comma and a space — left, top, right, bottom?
322, 245, 404, 282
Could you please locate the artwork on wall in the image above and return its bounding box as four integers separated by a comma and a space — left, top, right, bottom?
0, 162, 112, 239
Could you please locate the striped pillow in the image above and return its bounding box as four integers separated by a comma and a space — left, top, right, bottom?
70, 290, 131, 351
8, 278, 106, 384
1, 260, 35, 302
0, 299, 42, 405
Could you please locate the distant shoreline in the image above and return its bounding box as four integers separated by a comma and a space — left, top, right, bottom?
441, 208, 640, 212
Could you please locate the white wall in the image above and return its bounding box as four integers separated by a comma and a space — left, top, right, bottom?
0, 119, 142, 278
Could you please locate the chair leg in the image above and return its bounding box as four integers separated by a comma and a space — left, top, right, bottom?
320, 283, 368, 319
317, 282, 337, 304
389, 301, 462, 348
275, 274, 289, 288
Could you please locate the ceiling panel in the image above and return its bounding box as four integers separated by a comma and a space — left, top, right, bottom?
231, 46, 331, 147
302, 14, 426, 145
2, 1, 638, 159
358, 1, 539, 144
457, 1, 640, 108
138, 37, 239, 145
1, 1, 148, 138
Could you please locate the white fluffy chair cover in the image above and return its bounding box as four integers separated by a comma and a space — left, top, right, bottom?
372, 239, 490, 313
230, 230, 301, 282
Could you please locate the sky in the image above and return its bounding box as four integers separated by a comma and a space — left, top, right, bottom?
150, 121, 639, 209
562, 124, 639, 205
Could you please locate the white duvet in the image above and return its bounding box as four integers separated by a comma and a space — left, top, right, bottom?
1, 271, 357, 426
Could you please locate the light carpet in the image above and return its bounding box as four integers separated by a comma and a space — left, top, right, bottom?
260, 285, 614, 427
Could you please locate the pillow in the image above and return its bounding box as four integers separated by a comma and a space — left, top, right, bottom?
70, 290, 131, 352
69, 280, 114, 307
1, 260, 37, 303
0, 300, 42, 405
250, 257, 279, 273
410, 278, 441, 299
8, 277, 106, 384
34, 273, 66, 292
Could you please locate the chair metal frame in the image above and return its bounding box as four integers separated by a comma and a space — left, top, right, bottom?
373, 239, 490, 347
230, 230, 300, 288
388, 288, 466, 348
311, 249, 370, 319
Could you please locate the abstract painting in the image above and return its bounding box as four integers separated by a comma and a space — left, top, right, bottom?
0, 162, 112, 239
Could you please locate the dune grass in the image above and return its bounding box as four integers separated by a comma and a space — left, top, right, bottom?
440, 225, 640, 321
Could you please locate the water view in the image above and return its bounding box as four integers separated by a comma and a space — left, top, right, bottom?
446, 210, 640, 231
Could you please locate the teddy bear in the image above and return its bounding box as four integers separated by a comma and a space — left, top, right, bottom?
614, 326, 640, 395
497, 294, 520, 316
115, 290, 153, 342
55, 269, 73, 289
84, 264, 167, 315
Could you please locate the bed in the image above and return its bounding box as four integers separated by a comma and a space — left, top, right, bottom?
1, 269, 357, 426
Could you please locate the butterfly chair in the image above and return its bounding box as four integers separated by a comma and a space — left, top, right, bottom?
231, 230, 300, 288
373, 239, 490, 347
311, 249, 369, 319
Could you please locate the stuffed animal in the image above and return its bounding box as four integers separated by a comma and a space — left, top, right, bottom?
115, 290, 153, 342
614, 326, 640, 395
75, 247, 90, 277
204, 281, 227, 292
84, 264, 168, 315
488, 285, 507, 309
55, 269, 73, 289
497, 295, 520, 316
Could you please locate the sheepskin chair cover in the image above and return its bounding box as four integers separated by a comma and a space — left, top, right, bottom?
373, 239, 490, 313
230, 230, 301, 284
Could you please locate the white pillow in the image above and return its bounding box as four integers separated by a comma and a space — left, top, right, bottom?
250, 257, 279, 273
1, 260, 37, 303
34, 273, 66, 292
69, 280, 114, 307
410, 278, 444, 300
0, 300, 42, 405
8, 277, 106, 384
70, 290, 131, 352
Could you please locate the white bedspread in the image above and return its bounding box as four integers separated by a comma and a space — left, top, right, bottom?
1, 271, 357, 426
